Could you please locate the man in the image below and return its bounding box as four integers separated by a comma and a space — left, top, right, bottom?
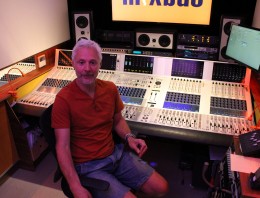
52, 39, 168, 198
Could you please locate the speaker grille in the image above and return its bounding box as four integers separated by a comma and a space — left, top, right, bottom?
159, 35, 171, 47
138, 34, 150, 46
76, 16, 88, 28
73, 12, 93, 42
136, 31, 174, 50
218, 16, 242, 62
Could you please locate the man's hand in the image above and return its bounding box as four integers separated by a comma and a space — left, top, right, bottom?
127, 137, 147, 157
72, 185, 93, 198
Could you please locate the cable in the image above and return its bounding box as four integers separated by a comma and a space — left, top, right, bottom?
59, 50, 72, 65
246, 103, 260, 130
202, 162, 232, 195
6, 67, 25, 100
202, 162, 214, 188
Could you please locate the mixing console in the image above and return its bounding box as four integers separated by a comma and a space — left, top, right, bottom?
122, 105, 252, 135
113, 71, 155, 88
117, 86, 146, 105
163, 92, 200, 112
14, 49, 255, 146
210, 97, 247, 117
169, 77, 202, 94
0, 62, 36, 86
102, 54, 117, 70
171, 59, 204, 78
211, 81, 245, 99
212, 62, 246, 82
56, 50, 72, 66
124, 55, 154, 74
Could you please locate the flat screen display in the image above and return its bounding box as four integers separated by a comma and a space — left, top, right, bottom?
111, 0, 212, 25
226, 25, 260, 71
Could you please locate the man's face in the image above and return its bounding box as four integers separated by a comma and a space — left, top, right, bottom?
73, 47, 101, 86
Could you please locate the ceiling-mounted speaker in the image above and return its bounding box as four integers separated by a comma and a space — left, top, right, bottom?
218, 16, 243, 62
136, 30, 175, 50
73, 11, 94, 43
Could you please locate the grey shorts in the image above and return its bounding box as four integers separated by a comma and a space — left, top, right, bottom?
75, 143, 154, 198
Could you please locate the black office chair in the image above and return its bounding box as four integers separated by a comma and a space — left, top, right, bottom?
39, 104, 110, 198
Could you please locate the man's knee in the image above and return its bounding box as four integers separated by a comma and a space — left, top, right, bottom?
141, 171, 169, 197
124, 191, 137, 198
154, 177, 169, 197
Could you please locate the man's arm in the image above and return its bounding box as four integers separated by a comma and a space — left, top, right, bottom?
55, 128, 92, 198
113, 112, 147, 157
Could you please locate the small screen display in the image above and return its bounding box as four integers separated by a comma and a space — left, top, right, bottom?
101, 53, 117, 70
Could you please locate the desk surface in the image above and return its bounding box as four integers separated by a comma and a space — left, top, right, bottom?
233, 137, 260, 197
240, 172, 260, 198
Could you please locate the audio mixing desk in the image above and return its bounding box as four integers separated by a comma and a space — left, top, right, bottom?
0, 62, 36, 86
14, 49, 256, 146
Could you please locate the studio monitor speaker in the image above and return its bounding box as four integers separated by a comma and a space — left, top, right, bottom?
219, 16, 242, 62
136, 30, 175, 50
73, 11, 93, 43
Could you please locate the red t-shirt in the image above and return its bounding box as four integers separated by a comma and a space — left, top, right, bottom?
51, 79, 124, 164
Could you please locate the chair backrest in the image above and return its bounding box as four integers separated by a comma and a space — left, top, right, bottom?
39, 104, 56, 157
39, 104, 63, 183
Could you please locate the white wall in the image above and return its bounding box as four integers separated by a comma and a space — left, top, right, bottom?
0, 0, 70, 70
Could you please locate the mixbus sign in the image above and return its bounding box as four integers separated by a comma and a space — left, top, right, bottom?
112, 0, 212, 25
123, 0, 204, 7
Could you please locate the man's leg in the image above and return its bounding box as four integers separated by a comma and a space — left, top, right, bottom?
124, 191, 137, 198
140, 171, 169, 197
114, 149, 169, 198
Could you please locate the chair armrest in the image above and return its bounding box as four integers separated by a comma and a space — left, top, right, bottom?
61, 176, 110, 197
79, 175, 110, 191
53, 166, 62, 182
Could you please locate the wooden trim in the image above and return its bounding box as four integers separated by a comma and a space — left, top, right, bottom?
0, 101, 19, 177
0, 65, 53, 102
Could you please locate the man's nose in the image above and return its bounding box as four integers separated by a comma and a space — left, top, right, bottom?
83, 63, 91, 70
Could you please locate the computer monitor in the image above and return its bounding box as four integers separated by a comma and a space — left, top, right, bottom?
226, 24, 260, 71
